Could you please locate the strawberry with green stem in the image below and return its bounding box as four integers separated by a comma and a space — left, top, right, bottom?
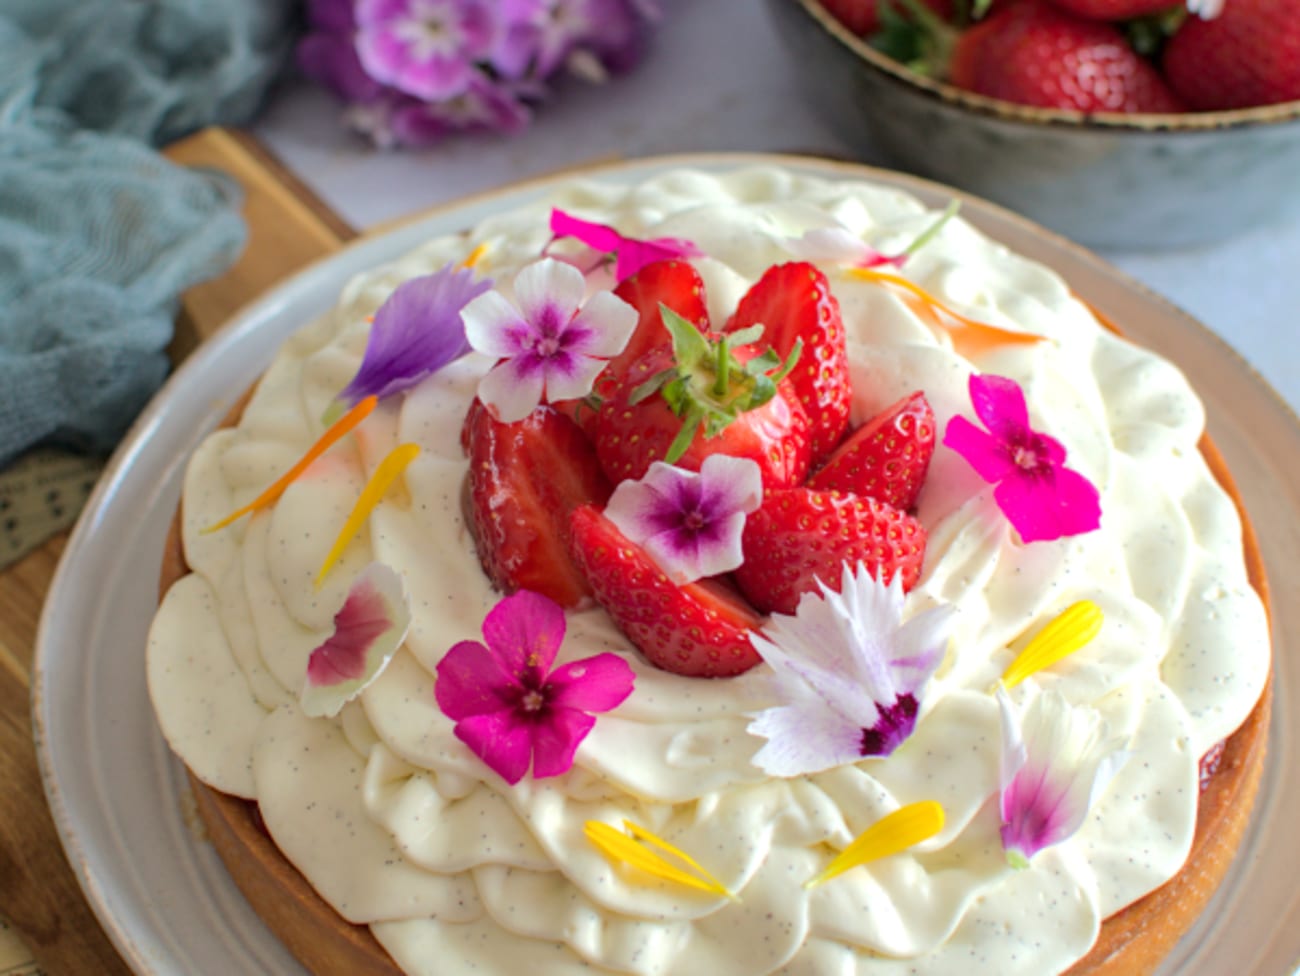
595, 307, 810, 487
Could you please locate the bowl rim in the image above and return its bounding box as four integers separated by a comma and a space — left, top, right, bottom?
788, 0, 1300, 132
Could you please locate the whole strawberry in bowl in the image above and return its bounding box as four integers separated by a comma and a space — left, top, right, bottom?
763, 0, 1300, 248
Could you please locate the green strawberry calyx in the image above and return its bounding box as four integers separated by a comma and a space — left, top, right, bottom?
629, 306, 802, 463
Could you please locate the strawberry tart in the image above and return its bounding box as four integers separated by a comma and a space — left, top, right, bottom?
147, 164, 1271, 976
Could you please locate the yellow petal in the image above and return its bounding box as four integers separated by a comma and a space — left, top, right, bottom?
584, 820, 736, 901
1001, 600, 1103, 690
847, 268, 1046, 357
314, 442, 420, 588
462, 242, 489, 269
806, 801, 945, 889
203, 395, 378, 534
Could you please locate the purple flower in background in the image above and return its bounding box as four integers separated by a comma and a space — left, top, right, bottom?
354, 0, 498, 101
296, 0, 661, 148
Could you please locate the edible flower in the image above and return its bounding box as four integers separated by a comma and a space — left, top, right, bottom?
301, 562, 411, 718
585, 819, 736, 901
746, 564, 957, 777
996, 686, 1128, 869
461, 257, 638, 422
784, 200, 960, 270
805, 801, 945, 889
604, 455, 763, 584
315, 442, 421, 587
943, 374, 1101, 544
1001, 600, 1103, 690
354, 0, 497, 102
548, 208, 703, 281
203, 395, 378, 534
434, 590, 635, 785
336, 262, 492, 409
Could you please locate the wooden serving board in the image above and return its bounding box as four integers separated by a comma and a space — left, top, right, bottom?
0, 127, 356, 975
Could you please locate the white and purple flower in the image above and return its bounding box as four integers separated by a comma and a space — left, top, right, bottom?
435, 589, 636, 785
301, 563, 412, 718
996, 686, 1128, 869
461, 257, 637, 422
747, 564, 957, 778
604, 456, 763, 585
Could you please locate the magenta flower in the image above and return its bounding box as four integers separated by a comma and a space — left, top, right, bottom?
996, 687, 1128, 868
604, 456, 762, 584
747, 565, 957, 778
434, 590, 636, 784
337, 262, 492, 408
354, 0, 499, 101
461, 257, 637, 422
302, 563, 412, 718
943, 374, 1101, 544
548, 208, 703, 282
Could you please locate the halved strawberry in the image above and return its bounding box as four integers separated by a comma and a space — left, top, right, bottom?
734, 487, 927, 615
726, 262, 851, 463
463, 400, 611, 607
605, 259, 709, 387
569, 505, 764, 677
594, 310, 811, 488
808, 391, 936, 511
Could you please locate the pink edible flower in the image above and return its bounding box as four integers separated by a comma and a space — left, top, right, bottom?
548, 208, 703, 281
302, 563, 411, 718
943, 374, 1101, 543
996, 686, 1128, 868
434, 590, 636, 785
603, 455, 762, 584
782, 227, 905, 270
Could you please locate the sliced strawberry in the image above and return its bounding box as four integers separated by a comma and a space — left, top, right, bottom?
734, 488, 927, 616
808, 391, 936, 511
463, 400, 611, 607
569, 505, 764, 677
726, 262, 851, 464
594, 329, 811, 488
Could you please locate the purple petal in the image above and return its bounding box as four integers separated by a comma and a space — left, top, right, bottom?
969, 374, 1030, 442
530, 708, 599, 779
302, 563, 411, 718
462, 290, 533, 358
748, 703, 868, 777
858, 693, 919, 757
435, 639, 518, 720
565, 290, 637, 357
943, 415, 1017, 485
306, 0, 358, 31
339, 263, 490, 406
994, 465, 1101, 544
548, 652, 636, 712
452, 710, 534, 785
481, 589, 567, 676
539, 352, 612, 403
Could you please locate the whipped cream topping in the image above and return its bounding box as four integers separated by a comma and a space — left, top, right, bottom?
146, 166, 1270, 976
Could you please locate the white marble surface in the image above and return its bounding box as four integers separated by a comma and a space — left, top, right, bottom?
252, 0, 1299, 416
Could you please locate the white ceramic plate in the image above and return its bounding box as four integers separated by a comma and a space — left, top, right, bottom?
33, 154, 1300, 975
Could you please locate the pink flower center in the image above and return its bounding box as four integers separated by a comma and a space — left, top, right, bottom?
682, 508, 706, 531
1012, 444, 1040, 470
521, 689, 547, 713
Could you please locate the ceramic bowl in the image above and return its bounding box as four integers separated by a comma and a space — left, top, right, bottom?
764, 0, 1300, 250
